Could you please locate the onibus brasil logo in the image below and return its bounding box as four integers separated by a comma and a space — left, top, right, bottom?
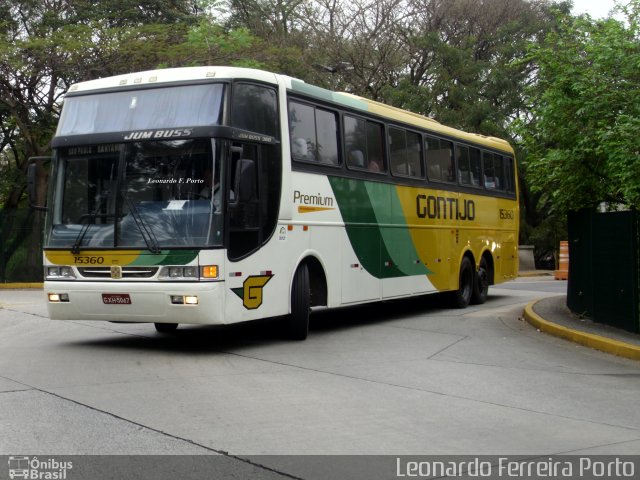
8, 456, 73, 479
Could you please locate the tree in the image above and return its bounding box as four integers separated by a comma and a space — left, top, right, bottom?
520, 1, 640, 215
384, 0, 558, 138
0, 0, 276, 280
0, 0, 201, 280
304, 0, 410, 98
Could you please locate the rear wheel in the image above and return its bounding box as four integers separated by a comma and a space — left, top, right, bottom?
452, 256, 474, 308
471, 257, 490, 305
154, 322, 178, 333
285, 263, 310, 340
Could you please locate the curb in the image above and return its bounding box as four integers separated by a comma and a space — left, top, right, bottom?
0, 283, 43, 289
523, 300, 640, 361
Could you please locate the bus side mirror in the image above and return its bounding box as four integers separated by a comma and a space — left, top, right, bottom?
27, 156, 51, 211
233, 158, 257, 204
229, 158, 259, 229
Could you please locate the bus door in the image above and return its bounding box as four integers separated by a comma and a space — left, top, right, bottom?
223, 140, 285, 322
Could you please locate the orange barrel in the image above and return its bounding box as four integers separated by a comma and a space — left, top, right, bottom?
554, 241, 569, 280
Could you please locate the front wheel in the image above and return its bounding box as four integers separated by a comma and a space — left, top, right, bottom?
452, 256, 474, 308
471, 257, 490, 305
285, 263, 310, 340
155, 322, 178, 333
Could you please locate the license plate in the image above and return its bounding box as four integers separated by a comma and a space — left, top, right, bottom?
102, 293, 131, 305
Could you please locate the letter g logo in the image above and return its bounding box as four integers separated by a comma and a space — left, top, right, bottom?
232, 274, 274, 310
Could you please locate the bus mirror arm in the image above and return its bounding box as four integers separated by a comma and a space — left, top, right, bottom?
27, 157, 51, 211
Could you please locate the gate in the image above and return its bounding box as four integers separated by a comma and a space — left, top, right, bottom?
567, 209, 639, 333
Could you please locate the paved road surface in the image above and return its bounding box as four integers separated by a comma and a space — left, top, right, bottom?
1, 278, 638, 477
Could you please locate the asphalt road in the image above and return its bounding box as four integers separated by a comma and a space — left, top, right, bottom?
1, 277, 639, 478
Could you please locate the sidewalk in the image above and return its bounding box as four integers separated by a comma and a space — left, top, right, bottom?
524, 295, 640, 361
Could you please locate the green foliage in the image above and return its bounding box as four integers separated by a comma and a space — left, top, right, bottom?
520, 3, 640, 214
4, 236, 39, 282
2, 0, 638, 279
184, 20, 265, 67
383, 0, 553, 140
0, 0, 209, 281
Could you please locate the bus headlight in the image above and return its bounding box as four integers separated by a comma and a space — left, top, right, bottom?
183, 266, 198, 277
168, 267, 184, 278
159, 266, 200, 280
46, 266, 76, 280
48, 293, 70, 302
170, 295, 198, 305
159, 265, 218, 281
184, 295, 199, 305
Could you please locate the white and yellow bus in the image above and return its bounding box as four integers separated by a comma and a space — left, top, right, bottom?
37, 66, 518, 339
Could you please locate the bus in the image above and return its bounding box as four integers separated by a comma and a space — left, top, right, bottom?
35, 66, 519, 340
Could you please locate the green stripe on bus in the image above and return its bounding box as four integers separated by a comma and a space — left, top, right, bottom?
290, 80, 369, 111
130, 250, 199, 266
328, 177, 430, 278
380, 183, 432, 276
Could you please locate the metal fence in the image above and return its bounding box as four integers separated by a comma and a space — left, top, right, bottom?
567, 208, 639, 333
0, 208, 44, 283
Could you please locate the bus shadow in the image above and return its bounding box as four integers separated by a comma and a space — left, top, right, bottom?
311, 293, 449, 333
63, 293, 507, 354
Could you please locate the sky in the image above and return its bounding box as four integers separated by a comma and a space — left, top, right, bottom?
571, 0, 620, 18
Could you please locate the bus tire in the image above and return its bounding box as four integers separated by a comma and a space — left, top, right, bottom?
155, 322, 178, 333
471, 257, 490, 305
452, 256, 474, 308
286, 263, 310, 340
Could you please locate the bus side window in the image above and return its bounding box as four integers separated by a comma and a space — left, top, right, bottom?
426, 136, 454, 183
406, 131, 423, 178
493, 154, 505, 190
389, 127, 407, 175
390, 128, 423, 178
344, 116, 367, 170
456, 145, 482, 187
482, 151, 494, 189
289, 102, 339, 166
504, 156, 516, 193
316, 108, 339, 165
231, 84, 278, 138
469, 147, 481, 186
456, 145, 470, 185
483, 151, 505, 190
366, 121, 385, 173
344, 115, 385, 173
289, 102, 316, 162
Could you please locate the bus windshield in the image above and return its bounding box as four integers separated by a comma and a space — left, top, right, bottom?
45, 139, 224, 250
56, 84, 224, 136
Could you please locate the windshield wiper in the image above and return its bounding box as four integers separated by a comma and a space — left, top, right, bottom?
123, 194, 161, 254
71, 193, 109, 254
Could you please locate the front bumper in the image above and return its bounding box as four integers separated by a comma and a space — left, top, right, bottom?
45, 280, 225, 325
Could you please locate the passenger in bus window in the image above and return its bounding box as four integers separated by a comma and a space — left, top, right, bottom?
428, 162, 441, 181
200, 169, 214, 198
292, 138, 310, 161
348, 150, 365, 168
368, 156, 382, 172
484, 171, 496, 189
199, 169, 228, 211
